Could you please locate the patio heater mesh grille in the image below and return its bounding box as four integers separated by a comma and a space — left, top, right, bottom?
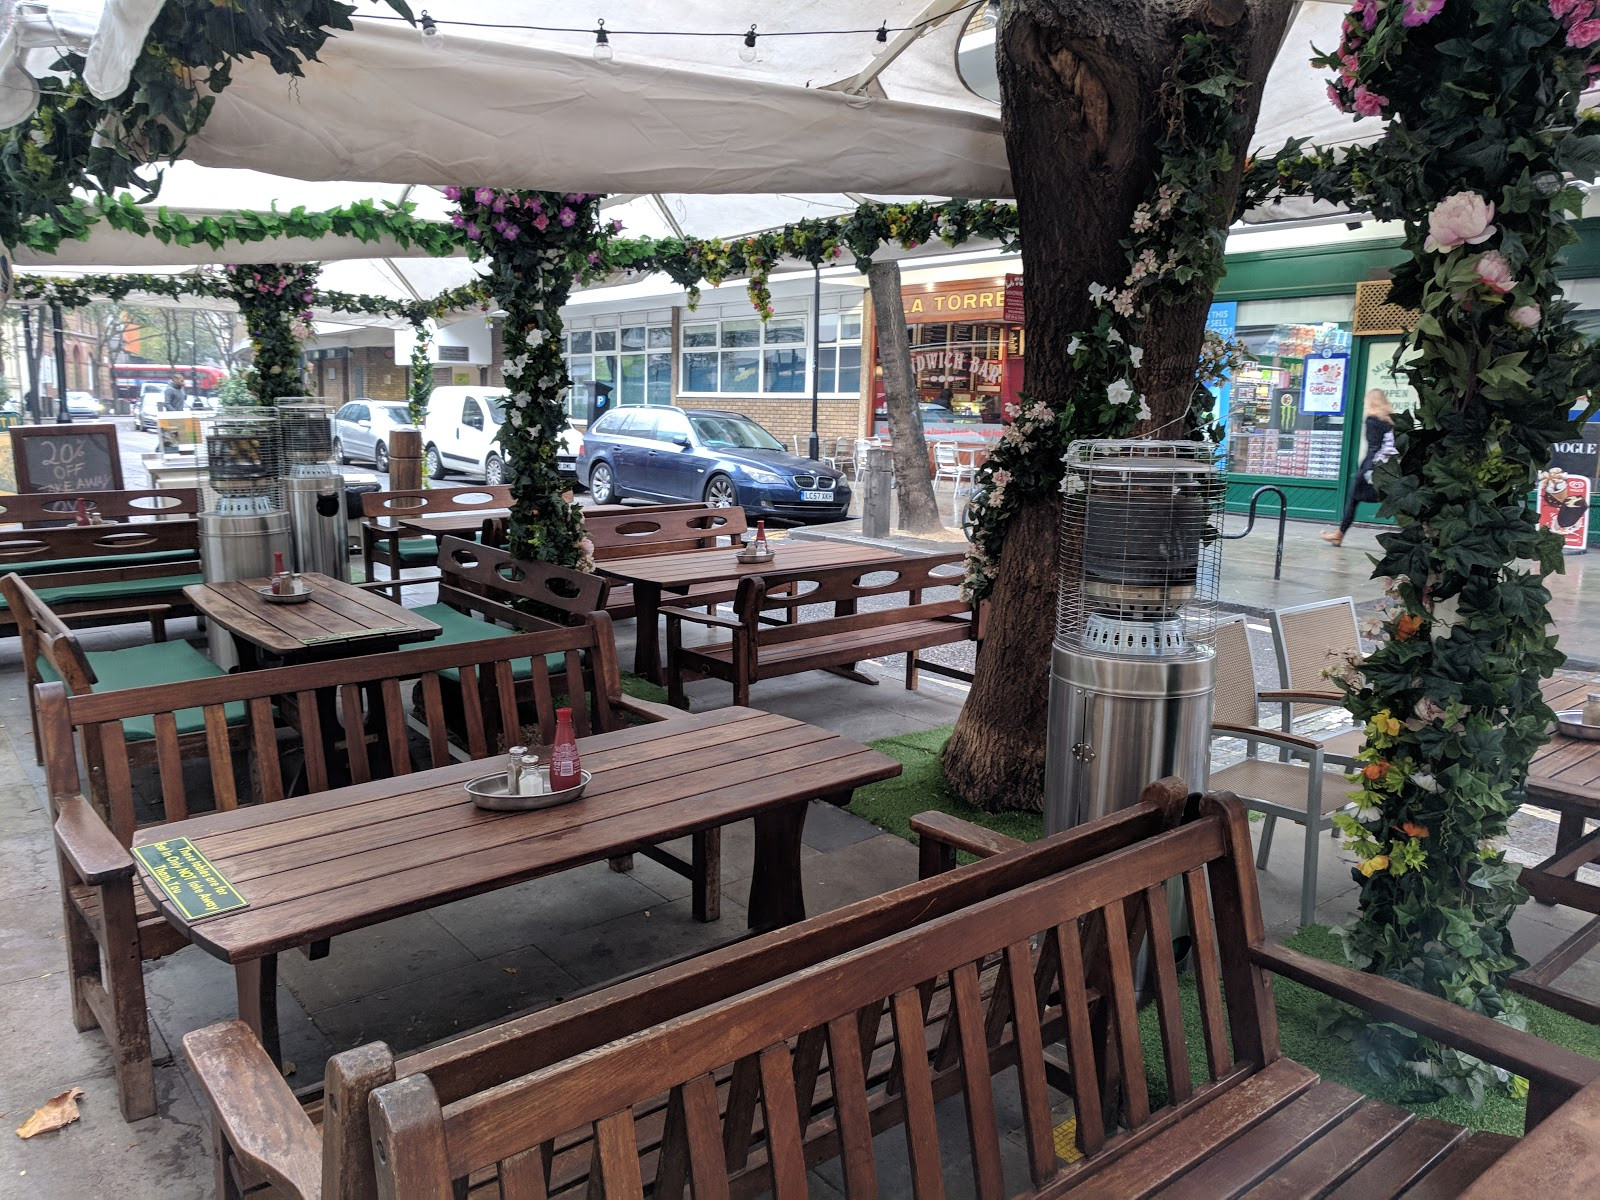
1056, 439, 1225, 658
277, 401, 338, 475
199, 406, 282, 516
277, 400, 347, 580
1045, 439, 1223, 836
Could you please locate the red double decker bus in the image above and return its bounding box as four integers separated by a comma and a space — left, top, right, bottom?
111, 363, 227, 402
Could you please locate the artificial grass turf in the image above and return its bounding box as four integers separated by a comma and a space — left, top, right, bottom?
857, 726, 1600, 1136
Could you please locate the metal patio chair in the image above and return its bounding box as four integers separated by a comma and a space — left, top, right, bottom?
1208, 616, 1362, 928
1270, 596, 1366, 767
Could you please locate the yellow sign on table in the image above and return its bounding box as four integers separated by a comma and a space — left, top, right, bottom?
132, 836, 249, 922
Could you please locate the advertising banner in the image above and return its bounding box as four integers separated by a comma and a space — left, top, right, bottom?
1541, 421, 1600, 553
1300, 353, 1349, 415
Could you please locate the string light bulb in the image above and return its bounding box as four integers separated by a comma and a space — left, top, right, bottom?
872, 21, 889, 56
739, 24, 758, 63
592, 18, 613, 62
418, 10, 443, 48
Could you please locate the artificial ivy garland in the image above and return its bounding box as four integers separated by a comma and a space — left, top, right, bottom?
1300, 0, 1600, 1100
223, 262, 319, 404
446, 186, 607, 569
960, 33, 1254, 602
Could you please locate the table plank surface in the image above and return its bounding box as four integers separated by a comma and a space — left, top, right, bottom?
596, 539, 903, 588
1531, 676, 1600, 811
1460, 1078, 1600, 1197
184, 571, 440, 658
395, 509, 510, 536
133, 708, 900, 962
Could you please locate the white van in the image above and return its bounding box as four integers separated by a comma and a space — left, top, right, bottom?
421, 386, 580, 484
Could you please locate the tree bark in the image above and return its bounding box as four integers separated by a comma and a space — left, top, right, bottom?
867, 260, 943, 535
943, 0, 1292, 813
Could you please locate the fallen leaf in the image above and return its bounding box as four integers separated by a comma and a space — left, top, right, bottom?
502, 967, 518, 974
16, 1089, 84, 1139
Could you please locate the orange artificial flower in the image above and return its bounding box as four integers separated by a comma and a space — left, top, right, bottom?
1362, 760, 1390, 781
1394, 613, 1425, 641
1401, 821, 1429, 839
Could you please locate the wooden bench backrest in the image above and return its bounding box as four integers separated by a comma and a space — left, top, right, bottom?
1, 573, 99, 693
435, 536, 608, 625
0, 487, 200, 525
0, 517, 200, 569
370, 791, 1280, 1199
360, 485, 513, 525
585, 506, 749, 560
38, 617, 625, 847
735, 552, 971, 639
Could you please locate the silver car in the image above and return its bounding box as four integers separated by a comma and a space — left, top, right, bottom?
332, 399, 413, 472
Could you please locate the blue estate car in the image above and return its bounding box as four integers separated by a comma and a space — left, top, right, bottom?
577, 406, 851, 522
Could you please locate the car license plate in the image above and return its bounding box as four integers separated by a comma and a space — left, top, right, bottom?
800, 489, 834, 502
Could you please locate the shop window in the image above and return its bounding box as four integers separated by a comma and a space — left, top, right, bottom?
902, 322, 1006, 422
566, 327, 662, 411
1226, 321, 1353, 480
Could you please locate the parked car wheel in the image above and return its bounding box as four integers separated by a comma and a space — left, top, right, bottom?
705, 474, 738, 507
588, 461, 616, 504
484, 453, 505, 485
374, 442, 389, 472
424, 443, 447, 478
333, 438, 348, 465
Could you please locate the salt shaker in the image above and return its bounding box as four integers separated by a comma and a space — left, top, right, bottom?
1583, 692, 1600, 727
505, 744, 528, 793
518, 753, 546, 796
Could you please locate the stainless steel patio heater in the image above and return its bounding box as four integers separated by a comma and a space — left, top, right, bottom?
198, 406, 291, 668
278, 401, 347, 582
1044, 440, 1224, 833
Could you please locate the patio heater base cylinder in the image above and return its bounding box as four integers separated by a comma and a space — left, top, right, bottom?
1043, 644, 1216, 835
199, 511, 292, 669
286, 475, 349, 582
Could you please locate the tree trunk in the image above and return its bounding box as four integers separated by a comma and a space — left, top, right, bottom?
943, 0, 1292, 813
867, 260, 943, 535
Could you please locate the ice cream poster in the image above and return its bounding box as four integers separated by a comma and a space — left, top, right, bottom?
1539, 469, 1590, 552
1300, 353, 1348, 416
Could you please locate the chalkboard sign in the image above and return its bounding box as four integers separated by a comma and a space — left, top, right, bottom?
9, 422, 124, 496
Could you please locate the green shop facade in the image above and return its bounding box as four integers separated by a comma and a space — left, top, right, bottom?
1211, 220, 1600, 542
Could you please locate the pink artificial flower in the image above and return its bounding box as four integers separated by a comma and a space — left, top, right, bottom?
532, 213, 549, 232
1401, 0, 1445, 24
1339, 52, 1361, 84
474, 187, 494, 205
1328, 83, 1352, 113
1473, 251, 1515, 294
1352, 85, 1388, 117
1551, 0, 1586, 18
558, 207, 576, 227
492, 197, 506, 213
1568, 16, 1600, 44
609, 219, 624, 233
502, 225, 518, 241
1356, 0, 1382, 29
1508, 304, 1542, 328
450, 212, 465, 227
465, 221, 481, 240
441, 185, 461, 201
1423, 192, 1496, 252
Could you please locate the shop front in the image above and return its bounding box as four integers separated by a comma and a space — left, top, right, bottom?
868, 275, 1024, 443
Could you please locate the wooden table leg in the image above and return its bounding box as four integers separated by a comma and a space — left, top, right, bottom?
235, 954, 282, 1067
748, 800, 809, 932
633, 581, 664, 682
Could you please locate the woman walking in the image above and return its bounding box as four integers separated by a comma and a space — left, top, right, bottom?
1323, 388, 1396, 546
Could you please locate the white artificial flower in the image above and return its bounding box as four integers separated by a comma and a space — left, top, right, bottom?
1136, 398, 1152, 421
1107, 328, 1124, 345
1128, 346, 1144, 369
1088, 282, 1109, 304
1106, 379, 1134, 406
1067, 337, 1081, 355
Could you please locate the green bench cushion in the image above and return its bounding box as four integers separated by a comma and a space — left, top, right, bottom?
373, 535, 441, 566
0, 548, 199, 577
20, 571, 205, 610
409, 603, 569, 683
37, 640, 243, 742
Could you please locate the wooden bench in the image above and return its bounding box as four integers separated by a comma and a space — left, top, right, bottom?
586, 505, 751, 623
664, 551, 977, 707
182, 783, 1600, 1197
37, 616, 683, 1122
359, 486, 513, 588
0, 485, 200, 530
2, 572, 239, 769
0, 506, 204, 637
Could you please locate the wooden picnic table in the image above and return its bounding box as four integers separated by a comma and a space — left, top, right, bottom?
131, 706, 899, 1065
597, 539, 906, 681
184, 571, 440, 667
393, 508, 510, 538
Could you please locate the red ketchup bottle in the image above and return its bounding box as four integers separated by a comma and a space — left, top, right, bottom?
74, 497, 90, 526
753, 519, 769, 555
271, 550, 288, 594
549, 707, 582, 790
